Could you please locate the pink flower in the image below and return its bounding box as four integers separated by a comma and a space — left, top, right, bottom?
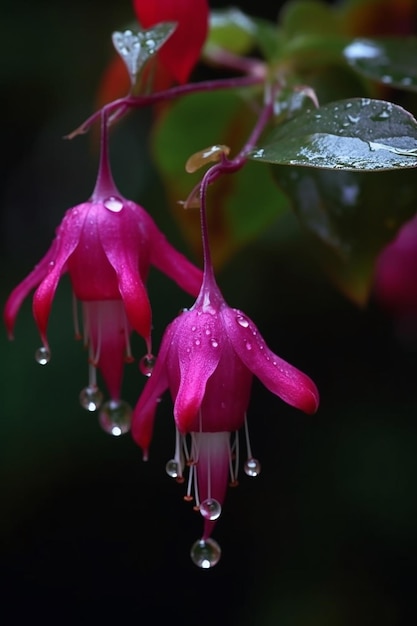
374, 213, 417, 335
4, 116, 203, 433
132, 271, 319, 567
132, 0, 209, 85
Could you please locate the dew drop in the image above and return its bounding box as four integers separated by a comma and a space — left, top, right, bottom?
210, 338, 219, 348
236, 315, 249, 328
35, 346, 50, 365
200, 498, 222, 521
79, 385, 103, 411
194, 339, 201, 346
139, 353, 156, 376
245, 341, 252, 351
104, 196, 124, 212
244, 457, 261, 477
98, 399, 132, 436
166, 459, 180, 478
190, 538, 221, 569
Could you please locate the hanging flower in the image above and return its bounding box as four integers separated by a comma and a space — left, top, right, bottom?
133, 0, 209, 85
132, 268, 319, 567
373, 213, 417, 337
4, 113, 203, 435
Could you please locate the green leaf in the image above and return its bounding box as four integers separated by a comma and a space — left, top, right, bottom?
280, 0, 341, 37
343, 38, 417, 92
251, 98, 417, 171
205, 8, 259, 55
152, 89, 289, 266
271, 166, 417, 304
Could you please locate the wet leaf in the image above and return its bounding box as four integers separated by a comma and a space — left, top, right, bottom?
272, 165, 417, 304
205, 8, 259, 55
251, 98, 417, 171
343, 38, 417, 92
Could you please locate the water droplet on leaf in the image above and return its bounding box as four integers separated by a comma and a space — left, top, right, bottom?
190, 538, 221, 569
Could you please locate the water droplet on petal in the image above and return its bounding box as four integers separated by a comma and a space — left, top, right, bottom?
244, 457, 261, 477
104, 196, 124, 212
99, 399, 132, 436
166, 459, 180, 478
139, 353, 156, 377
190, 538, 221, 569
245, 341, 252, 350
210, 338, 219, 348
200, 498, 222, 521
79, 385, 103, 411
236, 315, 249, 328
35, 346, 51, 365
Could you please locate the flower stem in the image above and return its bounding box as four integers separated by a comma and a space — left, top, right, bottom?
91, 110, 120, 201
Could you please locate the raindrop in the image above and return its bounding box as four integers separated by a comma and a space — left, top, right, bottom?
236, 315, 249, 328
210, 338, 219, 348
166, 459, 180, 478
194, 339, 201, 346
139, 353, 156, 377
35, 346, 50, 365
245, 342, 252, 351
104, 196, 124, 212
244, 457, 261, 477
98, 399, 132, 436
200, 498, 222, 521
79, 385, 103, 411
190, 538, 221, 569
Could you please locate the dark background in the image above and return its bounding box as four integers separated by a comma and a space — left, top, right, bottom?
2, 1, 417, 625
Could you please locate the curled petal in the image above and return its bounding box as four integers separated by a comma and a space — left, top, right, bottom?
33, 212, 85, 345
170, 313, 223, 432
98, 204, 152, 344
222, 308, 319, 415
131, 324, 174, 455
4, 240, 59, 339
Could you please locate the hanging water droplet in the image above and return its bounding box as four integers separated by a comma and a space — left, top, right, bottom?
104, 196, 124, 212
165, 459, 180, 478
200, 498, 222, 521
139, 353, 156, 376
79, 385, 103, 412
236, 315, 249, 328
244, 457, 261, 477
98, 399, 132, 436
35, 346, 51, 365
190, 538, 221, 569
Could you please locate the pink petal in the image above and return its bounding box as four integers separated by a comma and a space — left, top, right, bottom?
32, 209, 86, 344
4, 240, 59, 339
131, 324, 173, 455
98, 202, 152, 344
222, 308, 319, 415
168, 312, 223, 433
147, 215, 203, 297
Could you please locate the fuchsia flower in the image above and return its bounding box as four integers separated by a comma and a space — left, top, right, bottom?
133, 0, 209, 85
374, 213, 417, 334
132, 261, 319, 567
4, 114, 203, 434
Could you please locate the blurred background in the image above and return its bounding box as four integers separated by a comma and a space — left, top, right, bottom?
2, 1, 417, 624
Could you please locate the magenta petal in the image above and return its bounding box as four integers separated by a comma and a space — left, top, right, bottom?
4, 240, 59, 339
222, 308, 319, 415
98, 204, 152, 344
32, 212, 85, 344
170, 313, 223, 433
148, 217, 203, 298
131, 325, 174, 455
